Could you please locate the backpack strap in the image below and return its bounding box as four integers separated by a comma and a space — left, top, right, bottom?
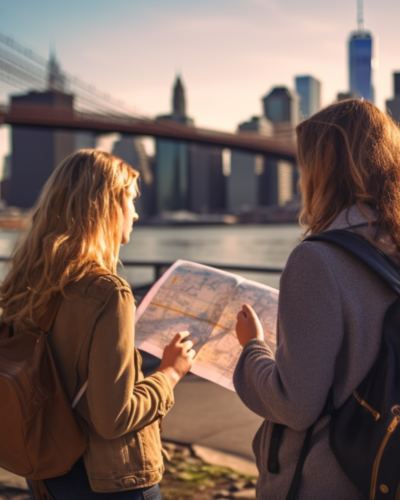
280, 230, 400, 500
35, 293, 89, 408
305, 229, 400, 296
268, 423, 285, 473
285, 424, 314, 500
283, 389, 334, 499
37, 293, 64, 333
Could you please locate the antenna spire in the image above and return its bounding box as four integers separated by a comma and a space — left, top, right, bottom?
357, 0, 364, 31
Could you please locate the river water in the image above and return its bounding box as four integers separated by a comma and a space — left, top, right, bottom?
0, 224, 303, 289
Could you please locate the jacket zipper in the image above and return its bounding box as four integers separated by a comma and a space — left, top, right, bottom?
370, 415, 400, 500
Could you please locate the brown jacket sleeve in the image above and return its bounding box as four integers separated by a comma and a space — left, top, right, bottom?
87, 287, 174, 440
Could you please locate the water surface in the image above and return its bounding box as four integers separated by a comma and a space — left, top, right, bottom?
0, 224, 303, 289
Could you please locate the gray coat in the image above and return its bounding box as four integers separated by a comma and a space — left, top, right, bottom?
233, 206, 398, 500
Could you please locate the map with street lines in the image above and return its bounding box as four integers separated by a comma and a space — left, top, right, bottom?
135, 260, 278, 391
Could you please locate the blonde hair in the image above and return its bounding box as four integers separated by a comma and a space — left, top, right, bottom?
296, 99, 400, 246
0, 149, 139, 330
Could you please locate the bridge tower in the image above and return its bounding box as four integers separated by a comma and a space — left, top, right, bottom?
8, 52, 76, 208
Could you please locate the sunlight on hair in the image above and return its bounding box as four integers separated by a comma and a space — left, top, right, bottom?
0, 149, 139, 330
296, 99, 400, 246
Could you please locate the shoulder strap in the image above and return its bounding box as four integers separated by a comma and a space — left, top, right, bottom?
281, 230, 400, 500
38, 292, 88, 409
305, 229, 400, 296
268, 423, 285, 473
283, 389, 334, 499
37, 293, 64, 333
285, 425, 314, 500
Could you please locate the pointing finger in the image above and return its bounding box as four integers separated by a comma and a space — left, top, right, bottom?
237, 310, 247, 321
242, 304, 257, 317
183, 340, 194, 351
173, 331, 190, 344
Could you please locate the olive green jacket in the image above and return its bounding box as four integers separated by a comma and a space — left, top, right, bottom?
48, 274, 174, 493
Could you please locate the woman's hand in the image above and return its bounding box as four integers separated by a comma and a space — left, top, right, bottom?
158, 331, 196, 389
236, 304, 264, 348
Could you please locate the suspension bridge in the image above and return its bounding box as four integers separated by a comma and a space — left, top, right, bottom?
0, 33, 296, 160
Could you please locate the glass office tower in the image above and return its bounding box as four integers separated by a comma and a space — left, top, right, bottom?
155, 76, 193, 213
386, 72, 400, 125
349, 31, 373, 101
295, 76, 321, 119
347, 0, 374, 101
156, 139, 190, 212
262, 87, 300, 125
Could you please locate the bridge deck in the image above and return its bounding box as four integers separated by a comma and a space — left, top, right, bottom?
0, 104, 297, 159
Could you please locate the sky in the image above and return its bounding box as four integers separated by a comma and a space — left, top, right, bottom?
0, 0, 399, 163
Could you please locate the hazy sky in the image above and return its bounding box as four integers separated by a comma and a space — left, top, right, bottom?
0, 0, 399, 161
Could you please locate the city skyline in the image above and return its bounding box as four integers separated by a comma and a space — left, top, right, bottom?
0, 0, 399, 165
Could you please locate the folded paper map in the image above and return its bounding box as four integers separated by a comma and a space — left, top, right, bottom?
135, 260, 278, 391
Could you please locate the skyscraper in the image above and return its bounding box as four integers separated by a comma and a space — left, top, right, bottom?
295, 76, 321, 119
228, 117, 271, 212
227, 113, 296, 211
172, 76, 186, 118
155, 76, 225, 214
112, 134, 155, 217
386, 72, 400, 124
189, 145, 225, 214
260, 88, 299, 207
348, 0, 374, 102
155, 76, 194, 213
261, 87, 300, 126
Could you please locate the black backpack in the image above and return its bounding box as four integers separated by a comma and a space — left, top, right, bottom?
268, 229, 400, 500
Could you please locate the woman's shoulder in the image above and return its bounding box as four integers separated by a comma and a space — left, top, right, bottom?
88, 274, 132, 293
286, 238, 346, 270
283, 234, 387, 291
281, 237, 361, 292
67, 273, 132, 304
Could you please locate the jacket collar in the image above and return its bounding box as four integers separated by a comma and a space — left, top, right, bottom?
326, 204, 377, 232
325, 204, 400, 266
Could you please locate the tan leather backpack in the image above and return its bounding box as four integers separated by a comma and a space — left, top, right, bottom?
0, 295, 88, 480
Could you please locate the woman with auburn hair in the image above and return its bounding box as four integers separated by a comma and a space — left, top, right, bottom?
0, 149, 195, 500
233, 99, 400, 499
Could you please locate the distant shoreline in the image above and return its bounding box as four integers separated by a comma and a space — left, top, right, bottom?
134, 220, 299, 227
0, 211, 300, 230
0, 219, 300, 230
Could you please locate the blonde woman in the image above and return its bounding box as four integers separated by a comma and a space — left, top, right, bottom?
234, 100, 400, 499
0, 150, 195, 500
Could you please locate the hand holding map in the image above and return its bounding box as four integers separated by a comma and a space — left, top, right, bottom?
135, 260, 279, 391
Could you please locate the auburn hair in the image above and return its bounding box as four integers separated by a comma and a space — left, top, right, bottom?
0, 149, 139, 330
297, 99, 400, 247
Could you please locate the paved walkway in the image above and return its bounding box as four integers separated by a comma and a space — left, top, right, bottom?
142, 352, 263, 463
0, 467, 30, 499
162, 374, 262, 462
